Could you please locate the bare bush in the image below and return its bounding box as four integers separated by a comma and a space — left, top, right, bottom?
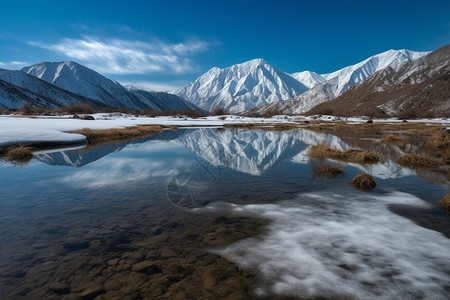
63, 103, 96, 114
20, 102, 35, 114
210, 106, 230, 116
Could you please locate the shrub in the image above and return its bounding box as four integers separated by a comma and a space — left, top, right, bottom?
311, 159, 345, 177
20, 101, 35, 114
398, 153, 442, 169
210, 106, 230, 116
351, 173, 376, 190
63, 103, 96, 114
5, 145, 33, 164
439, 193, 450, 215
139, 108, 163, 116
0, 107, 9, 115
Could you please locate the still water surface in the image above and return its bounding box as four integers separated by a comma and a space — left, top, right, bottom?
0, 128, 449, 299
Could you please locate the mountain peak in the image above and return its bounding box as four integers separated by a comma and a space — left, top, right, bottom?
176, 58, 307, 113
124, 85, 138, 91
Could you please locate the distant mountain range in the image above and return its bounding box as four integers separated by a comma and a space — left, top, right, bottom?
1, 46, 447, 117
0, 61, 203, 112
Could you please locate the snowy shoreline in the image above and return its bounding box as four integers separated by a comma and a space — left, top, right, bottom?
0, 114, 448, 147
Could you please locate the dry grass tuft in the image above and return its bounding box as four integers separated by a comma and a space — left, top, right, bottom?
5, 145, 34, 164
352, 173, 376, 190
71, 125, 165, 144
381, 134, 409, 143
273, 123, 300, 130
398, 153, 442, 169
439, 193, 450, 215
428, 130, 450, 165
311, 159, 345, 177
308, 143, 380, 165
223, 123, 266, 128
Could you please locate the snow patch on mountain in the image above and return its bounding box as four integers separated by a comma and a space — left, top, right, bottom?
291, 70, 325, 89
252, 49, 429, 115
176, 58, 308, 113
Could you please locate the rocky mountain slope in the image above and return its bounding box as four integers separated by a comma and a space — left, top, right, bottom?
250, 49, 429, 115
306, 45, 450, 118
0, 68, 103, 109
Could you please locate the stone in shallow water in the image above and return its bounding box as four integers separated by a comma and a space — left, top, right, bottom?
63, 238, 90, 252
79, 285, 105, 299
48, 281, 70, 294
131, 261, 162, 274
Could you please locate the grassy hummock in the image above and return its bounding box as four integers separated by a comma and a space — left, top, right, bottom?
5, 145, 34, 164
352, 173, 377, 191
397, 153, 442, 169
381, 134, 409, 143
309, 143, 380, 165
70, 125, 170, 145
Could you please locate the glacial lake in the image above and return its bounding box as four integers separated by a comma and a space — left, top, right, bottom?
0, 128, 449, 299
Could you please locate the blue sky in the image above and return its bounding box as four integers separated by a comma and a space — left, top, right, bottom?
0, 0, 449, 91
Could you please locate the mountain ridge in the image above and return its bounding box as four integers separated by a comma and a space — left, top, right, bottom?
175, 58, 308, 113
0, 61, 204, 112
240, 49, 430, 115
306, 45, 450, 118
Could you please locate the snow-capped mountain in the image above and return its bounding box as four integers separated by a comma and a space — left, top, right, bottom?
291, 71, 325, 89
176, 58, 308, 113
23, 61, 149, 109
13, 61, 203, 112
251, 49, 429, 115
0, 68, 103, 109
307, 45, 450, 118
320, 49, 428, 95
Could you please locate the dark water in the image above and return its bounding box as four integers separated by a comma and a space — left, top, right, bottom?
0, 128, 449, 299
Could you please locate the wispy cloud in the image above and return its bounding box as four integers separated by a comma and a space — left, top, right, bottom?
0, 61, 28, 69
119, 80, 188, 92
28, 36, 213, 75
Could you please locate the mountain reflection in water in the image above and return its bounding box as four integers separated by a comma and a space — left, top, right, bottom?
1, 127, 448, 299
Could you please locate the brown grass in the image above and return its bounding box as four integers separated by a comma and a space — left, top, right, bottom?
439, 193, 450, 215
352, 173, 376, 190
5, 145, 34, 164
70, 125, 167, 144
398, 153, 442, 169
223, 123, 267, 128
428, 130, 450, 165
311, 159, 345, 177
381, 134, 409, 143
273, 123, 300, 130
309, 143, 380, 165
306, 121, 443, 136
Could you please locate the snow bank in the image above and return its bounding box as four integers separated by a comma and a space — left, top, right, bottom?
0, 115, 284, 146
1, 114, 448, 147
206, 190, 450, 299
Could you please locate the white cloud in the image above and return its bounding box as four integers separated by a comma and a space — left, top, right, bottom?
60, 157, 194, 188
0, 61, 28, 69
119, 80, 188, 92
28, 36, 213, 75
